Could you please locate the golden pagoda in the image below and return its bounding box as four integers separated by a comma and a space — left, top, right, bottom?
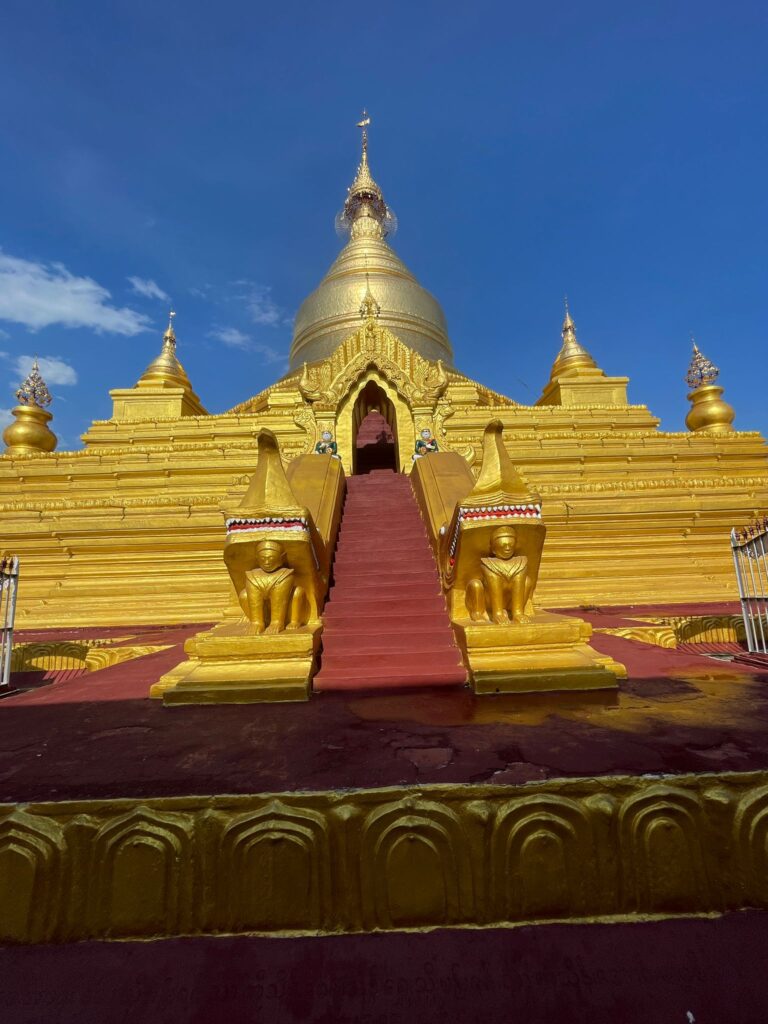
4, 114, 768, 975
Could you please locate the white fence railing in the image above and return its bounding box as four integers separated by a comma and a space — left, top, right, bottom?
0, 555, 19, 688
731, 520, 768, 654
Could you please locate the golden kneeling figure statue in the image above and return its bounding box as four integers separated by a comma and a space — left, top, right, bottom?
242, 539, 306, 634
467, 526, 532, 625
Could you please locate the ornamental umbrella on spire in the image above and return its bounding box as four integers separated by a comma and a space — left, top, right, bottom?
685, 339, 719, 389
16, 358, 53, 408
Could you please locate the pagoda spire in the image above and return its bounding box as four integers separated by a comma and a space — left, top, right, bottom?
684, 337, 735, 432
549, 299, 598, 379
3, 358, 58, 455
339, 111, 394, 241
138, 310, 192, 389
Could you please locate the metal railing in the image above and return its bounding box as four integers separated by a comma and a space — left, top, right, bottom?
0, 555, 19, 688
731, 519, 768, 654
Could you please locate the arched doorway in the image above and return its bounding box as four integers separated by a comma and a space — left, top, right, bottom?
353, 380, 398, 474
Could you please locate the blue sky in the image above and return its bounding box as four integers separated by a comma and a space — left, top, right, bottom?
0, 1, 766, 448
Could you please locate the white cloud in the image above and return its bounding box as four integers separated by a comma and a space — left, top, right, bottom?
230, 281, 285, 327
208, 326, 284, 365
14, 355, 78, 387
0, 251, 150, 335
252, 342, 285, 366
248, 288, 282, 326
128, 276, 170, 302
0, 328, 9, 340
0, 407, 13, 429
209, 326, 251, 349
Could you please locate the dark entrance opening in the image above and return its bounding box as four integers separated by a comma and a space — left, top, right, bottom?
353, 380, 398, 474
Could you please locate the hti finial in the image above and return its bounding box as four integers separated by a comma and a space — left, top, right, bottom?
356, 109, 371, 154
562, 297, 575, 332
686, 336, 719, 389
15, 357, 53, 409
340, 110, 393, 240
163, 309, 177, 351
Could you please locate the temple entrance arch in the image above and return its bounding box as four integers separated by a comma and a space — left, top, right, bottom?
354, 380, 398, 474
334, 369, 415, 475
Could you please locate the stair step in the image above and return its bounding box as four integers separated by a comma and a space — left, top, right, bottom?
320, 636, 460, 656
323, 597, 448, 617
331, 561, 437, 576
325, 589, 444, 602
333, 538, 430, 553
327, 569, 440, 588
322, 610, 451, 633
320, 643, 463, 667
314, 666, 467, 691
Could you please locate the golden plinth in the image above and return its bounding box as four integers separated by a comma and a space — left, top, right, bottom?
455, 612, 624, 694
151, 621, 319, 704
412, 421, 626, 694
153, 428, 345, 704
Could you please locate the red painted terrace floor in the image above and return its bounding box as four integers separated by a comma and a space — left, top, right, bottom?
4, 912, 768, 1023
1, 602, 767, 803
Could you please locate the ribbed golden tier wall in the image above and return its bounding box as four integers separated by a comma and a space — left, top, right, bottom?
2, 356, 766, 630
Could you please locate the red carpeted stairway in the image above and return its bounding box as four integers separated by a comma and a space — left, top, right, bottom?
314, 469, 468, 691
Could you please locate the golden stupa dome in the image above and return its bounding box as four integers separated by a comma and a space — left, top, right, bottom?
289, 116, 453, 370
139, 312, 192, 389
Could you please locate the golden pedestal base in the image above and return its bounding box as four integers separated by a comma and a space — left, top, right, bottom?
150, 620, 320, 704
455, 611, 625, 695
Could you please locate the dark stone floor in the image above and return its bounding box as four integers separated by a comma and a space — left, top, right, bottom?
1, 606, 767, 802
3, 911, 768, 1024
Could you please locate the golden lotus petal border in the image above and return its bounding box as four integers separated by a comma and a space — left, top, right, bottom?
3, 770, 768, 943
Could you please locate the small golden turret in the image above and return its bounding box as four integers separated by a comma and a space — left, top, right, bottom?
536, 301, 629, 407
109, 311, 207, 422
138, 311, 193, 389
685, 339, 735, 433
549, 300, 599, 378
3, 359, 57, 455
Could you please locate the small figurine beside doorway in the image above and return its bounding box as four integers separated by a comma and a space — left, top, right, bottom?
314, 430, 340, 458
413, 427, 439, 460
